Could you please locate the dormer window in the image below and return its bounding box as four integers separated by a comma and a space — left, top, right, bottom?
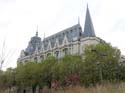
63, 33, 65, 36
79, 27, 81, 30
70, 30, 73, 33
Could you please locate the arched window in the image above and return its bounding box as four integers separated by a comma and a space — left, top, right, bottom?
40, 55, 44, 61
47, 53, 51, 57
34, 57, 37, 62
63, 48, 68, 55
55, 51, 59, 58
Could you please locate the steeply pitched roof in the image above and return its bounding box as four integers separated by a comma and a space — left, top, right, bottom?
42, 24, 82, 50
83, 5, 96, 37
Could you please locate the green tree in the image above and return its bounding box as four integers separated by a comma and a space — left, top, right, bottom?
4, 68, 16, 88
15, 62, 41, 93
82, 43, 121, 86
39, 56, 58, 88
0, 70, 8, 89
51, 55, 82, 87
0, 68, 16, 91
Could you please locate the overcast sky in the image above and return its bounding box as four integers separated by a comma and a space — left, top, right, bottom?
0, 0, 125, 70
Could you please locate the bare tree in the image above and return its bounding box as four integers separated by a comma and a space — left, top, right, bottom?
0, 38, 15, 70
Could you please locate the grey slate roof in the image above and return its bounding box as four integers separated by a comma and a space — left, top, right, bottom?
42, 24, 82, 50
83, 6, 96, 37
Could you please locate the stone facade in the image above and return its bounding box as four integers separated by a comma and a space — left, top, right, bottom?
17, 6, 102, 65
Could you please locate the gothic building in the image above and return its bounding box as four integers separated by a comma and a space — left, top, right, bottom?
17, 6, 102, 65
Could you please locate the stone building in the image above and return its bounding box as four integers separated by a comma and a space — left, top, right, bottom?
17, 6, 102, 65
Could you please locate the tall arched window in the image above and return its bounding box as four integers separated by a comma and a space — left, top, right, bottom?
40, 55, 44, 61
34, 57, 37, 62
63, 48, 68, 55
55, 51, 59, 58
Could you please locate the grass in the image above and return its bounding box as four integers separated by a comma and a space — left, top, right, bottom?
52, 83, 125, 93
52, 87, 125, 93
1, 83, 125, 93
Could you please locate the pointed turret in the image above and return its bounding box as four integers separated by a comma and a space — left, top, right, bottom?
83, 5, 96, 37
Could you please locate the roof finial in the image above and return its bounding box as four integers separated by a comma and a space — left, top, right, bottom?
36, 25, 38, 37
44, 32, 45, 40
87, 3, 88, 8
78, 16, 80, 24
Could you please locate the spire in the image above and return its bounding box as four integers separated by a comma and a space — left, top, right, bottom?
83, 5, 96, 37
36, 25, 38, 37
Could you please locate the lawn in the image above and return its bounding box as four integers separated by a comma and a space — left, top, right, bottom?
52, 84, 125, 93
1, 83, 125, 93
